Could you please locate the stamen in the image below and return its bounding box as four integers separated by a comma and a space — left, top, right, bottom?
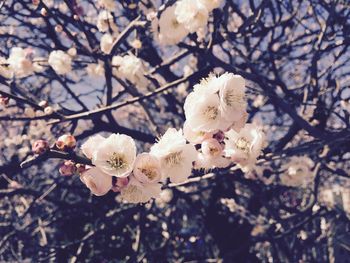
203, 106, 218, 120
235, 137, 250, 153
164, 151, 183, 166
107, 152, 127, 170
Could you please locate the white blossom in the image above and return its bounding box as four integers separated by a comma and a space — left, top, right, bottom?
198, 0, 222, 12
100, 33, 114, 54
0, 57, 13, 79
120, 176, 162, 204
111, 54, 148, 88
92, 133, 136, 177
150, 128, 197, 183
81, 134, 106, 159
280, 156, 315, 187
98, 0, 116, 11
218, 73, 247, 124
7, 47, 33, 78
96, 11, 116, 32
224, 123, 265, 170
175, 0, 209, 33
133, 153, 162, 184
48, 50, 72, 75
156, 5, 189, 45
80, 167, 112, 196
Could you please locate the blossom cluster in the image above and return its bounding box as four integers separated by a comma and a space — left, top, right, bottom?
63, 72, 266, 203
152, 0, 223, 45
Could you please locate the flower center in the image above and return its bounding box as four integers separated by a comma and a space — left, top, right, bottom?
224, 89, 243, 106
164, 151, 183, 166
139, 166, 158, 180
235, 137, 250, 153
171, 19, 180, 28
203, 106, 218, 120
107, 152, 127, 170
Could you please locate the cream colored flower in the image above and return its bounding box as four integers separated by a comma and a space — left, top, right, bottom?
86, 61, 105, 77
198, 0, 222, 12
183, 121, 213, 144
7, 47, 34, 78
81, 134, 106, 159
98, 0, 116, 11
150, 128, 197, 183
48, 50, 72, 75
80, 167, 112, 196
175, 0, 209, 33
0, 57, 13, 79
92, 133, 136, 177
120, 176, 162, 204
280, 156, 314, 187
218, 73, 247, 124
100, 33, 114, 54
111, 54, 148, 88
224, 123, 265, 169
97, 11, 116, 32
157, 5, 189, 45
133, 153, 162, 184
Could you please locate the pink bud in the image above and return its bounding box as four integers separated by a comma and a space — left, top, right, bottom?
56, 134, 76, 150
0, 95, 9, 106
59, 160, 76, 176
201, 138, 223, 158
32, 139, 49, 155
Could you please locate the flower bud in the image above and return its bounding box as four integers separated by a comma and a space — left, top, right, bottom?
0, 95, 9, 106
40, 8, 48, 16
55, 25, 63, 33
44, 106, 53, 115
38, 100, 48, 108
201, 138, 223, 157
56, 134, 76, 150
59, 160, 76, 176
32, 139, 49, 155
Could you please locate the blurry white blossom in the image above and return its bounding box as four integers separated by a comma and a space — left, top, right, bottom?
280, 156, 315, 187
7, 47, 34, 78
175, 0, 209, 33
48, 50, 72, 75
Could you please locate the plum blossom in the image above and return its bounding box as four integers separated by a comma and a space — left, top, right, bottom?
156, 5, 189, 45
185, 73, 248, 132
48, 50, 72, 75
80, 167, 112, 196
86, 61, 105, 77
0, 57, 13, 79
111, 54, 148, 88
183, 121, 213, 144
81, 134, 105, 159
150, 128, 197, 183
280, 156, 315, 187
224, 123, 265, 170
198, 0, 222, 11
100, 33, 114, 54
218, 73, 247, 124
175, 0, 209, 33
7, 47, 34, 78
120, 175, 162, 204
96, 11, 117, 32
133, 153, 162, 184
98, 0, 116, 11
92, 133, 136, 177
195, 138, 230, 170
